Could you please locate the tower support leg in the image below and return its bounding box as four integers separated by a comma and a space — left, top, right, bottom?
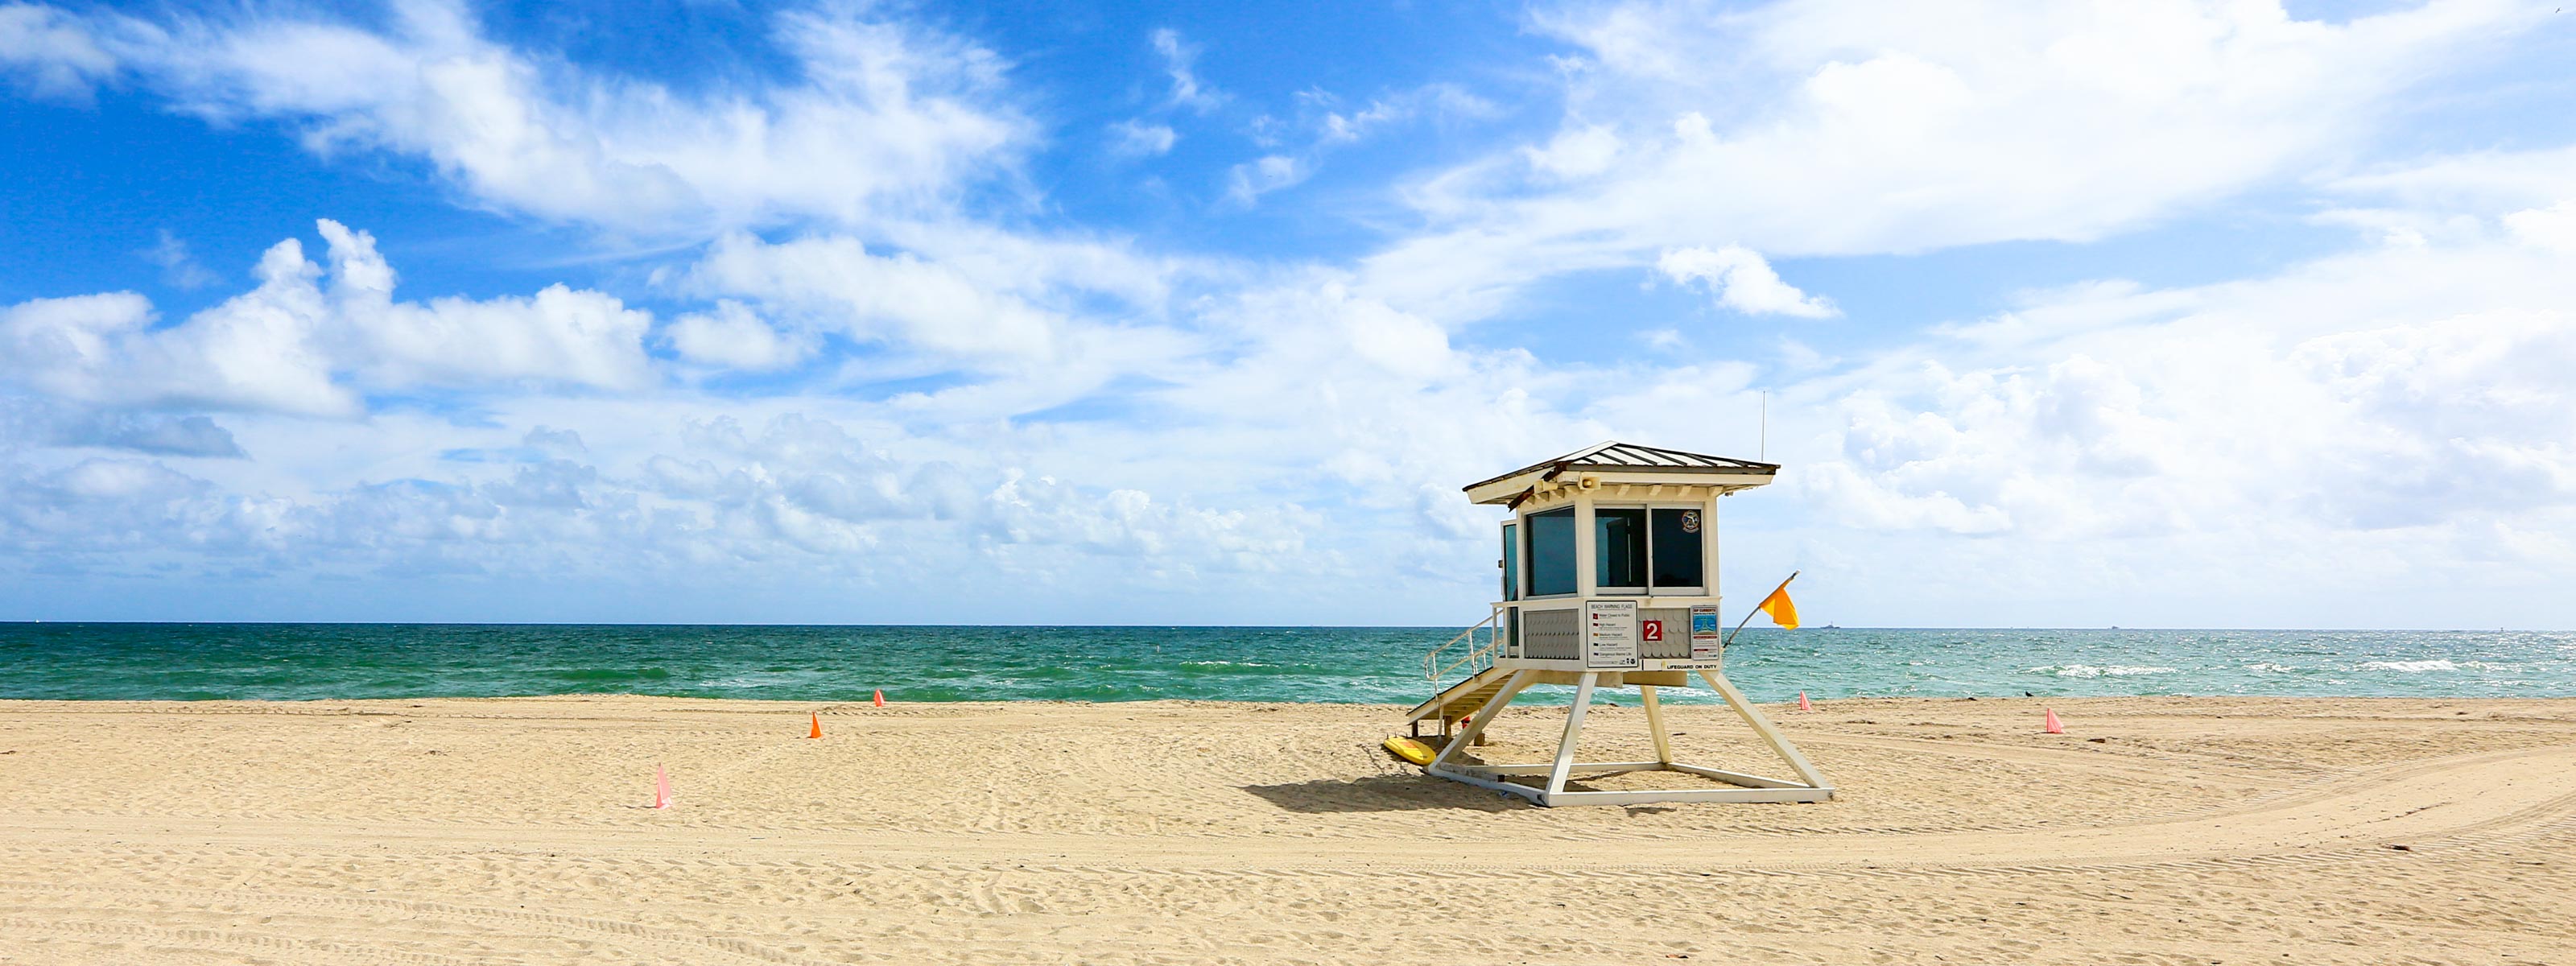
1428, 670, 1532, 773
1542, 673, 1600, 798
1698, 669, 1831, 789
1417, 668, 1833, 807
1639, 683, 1674, 765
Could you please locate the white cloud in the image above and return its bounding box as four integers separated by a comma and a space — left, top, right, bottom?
1311, 83, 1496, 146
2503, 200, 2576, 253
39, 1, 1026, 237
0, 398, 244, 458
1224, 154, 1306, 206
312, 221, 656, 393
691, 232, 1071, 365
1226, 83, 1500, 207
1522, 125, 1621, 178
1150, 27, 1224, 113
665, 300, 814, 372
1791, 221, 2576, 549
2330, 144, 2576, 216
142, 229, 218, 289
1657, 246, 1837, 317
0, 2, 114, 101
1108, 118, 1178, 156
0, 219, 654, 417
1364, 0, 2541, 318
0, 407, 1338, 616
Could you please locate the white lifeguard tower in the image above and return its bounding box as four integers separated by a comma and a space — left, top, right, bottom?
1407, 441, 1833, 807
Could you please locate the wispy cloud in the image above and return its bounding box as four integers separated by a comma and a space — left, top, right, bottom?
1107, 118, 1178, 157
142, 229, 217, 289
1150, 27, 1224, 114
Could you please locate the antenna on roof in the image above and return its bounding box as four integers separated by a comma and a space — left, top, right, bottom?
1759, 390, 1768, 461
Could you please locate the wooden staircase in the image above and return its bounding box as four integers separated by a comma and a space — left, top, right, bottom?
1405, 665, 1513, 725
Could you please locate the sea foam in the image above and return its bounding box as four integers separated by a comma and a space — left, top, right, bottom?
2359, 659, 2459, 673
2033, 664, 2179, 678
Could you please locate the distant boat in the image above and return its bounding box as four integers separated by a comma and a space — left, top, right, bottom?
1820, 623, 1840, 630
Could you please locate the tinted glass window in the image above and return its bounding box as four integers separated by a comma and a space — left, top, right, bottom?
1596, 507, 1647, 590
1651, 507, 1705, 589
1500, 523, 1519, 601
1526, 509, 1576, 597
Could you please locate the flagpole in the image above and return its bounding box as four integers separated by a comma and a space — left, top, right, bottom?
1724, 571, 1799, 646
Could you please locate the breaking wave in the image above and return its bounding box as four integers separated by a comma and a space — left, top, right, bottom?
2029, 664, 2180, 678
2359, 659, 2461, 673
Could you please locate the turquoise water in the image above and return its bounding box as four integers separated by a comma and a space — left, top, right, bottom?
0, 624, 2570, 704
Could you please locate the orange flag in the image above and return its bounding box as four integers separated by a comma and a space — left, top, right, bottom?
1757, 580, 1800, 630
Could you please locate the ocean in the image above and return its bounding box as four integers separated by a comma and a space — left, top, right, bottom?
1, 624, 2570, 704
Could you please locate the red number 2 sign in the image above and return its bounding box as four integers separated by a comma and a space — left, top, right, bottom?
1641, 620, 1664, 642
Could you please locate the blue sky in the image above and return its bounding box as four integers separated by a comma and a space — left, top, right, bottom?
3, 0, 2574, 627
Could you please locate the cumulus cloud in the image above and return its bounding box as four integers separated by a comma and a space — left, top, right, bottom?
691, 232, 1070, 365
665, 300, 815, 373
1796, 222, 2576, 547
0, 220, 654, 417
0, 398, 244, 458
1657, 246, 1837, 317
0, 410, 1331, 615
2503, 200, 2576, 253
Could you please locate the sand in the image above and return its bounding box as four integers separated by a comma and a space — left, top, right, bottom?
0, 694, 2569, 964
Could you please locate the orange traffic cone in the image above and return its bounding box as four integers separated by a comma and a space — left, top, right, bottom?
652, 765, 673, 809
807, 712, 822, 739
873, 689, 886, 708
2043, 708, 2066, 734
1798, 691, 1814, 712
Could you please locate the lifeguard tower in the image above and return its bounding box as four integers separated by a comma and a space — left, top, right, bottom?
1407, 441, 1833, 807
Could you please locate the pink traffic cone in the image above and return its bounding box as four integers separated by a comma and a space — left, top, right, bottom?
2043, 708, 2066, 734
873, 689, 886, 708
653, 765, 673, 808
1798, 691, 1814, 712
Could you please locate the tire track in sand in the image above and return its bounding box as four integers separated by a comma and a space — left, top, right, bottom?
2, 745, 2569, 876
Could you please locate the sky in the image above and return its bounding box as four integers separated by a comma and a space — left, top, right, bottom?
2, 0, 2573, 628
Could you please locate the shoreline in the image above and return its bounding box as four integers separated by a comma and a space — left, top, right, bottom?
3, 695, 2570, 963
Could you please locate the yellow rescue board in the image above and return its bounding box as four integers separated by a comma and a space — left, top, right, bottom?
1383, 736, 1435, 766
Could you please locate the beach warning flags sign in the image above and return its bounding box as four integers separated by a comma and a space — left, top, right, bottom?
1757, 580, 1800, 630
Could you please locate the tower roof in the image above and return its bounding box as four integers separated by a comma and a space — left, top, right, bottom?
1463, 440, 1777, 505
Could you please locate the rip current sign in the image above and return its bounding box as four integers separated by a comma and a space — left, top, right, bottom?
1689, 604, 1723, 660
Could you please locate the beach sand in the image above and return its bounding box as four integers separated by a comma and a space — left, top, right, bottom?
0, 694, 2569, 964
